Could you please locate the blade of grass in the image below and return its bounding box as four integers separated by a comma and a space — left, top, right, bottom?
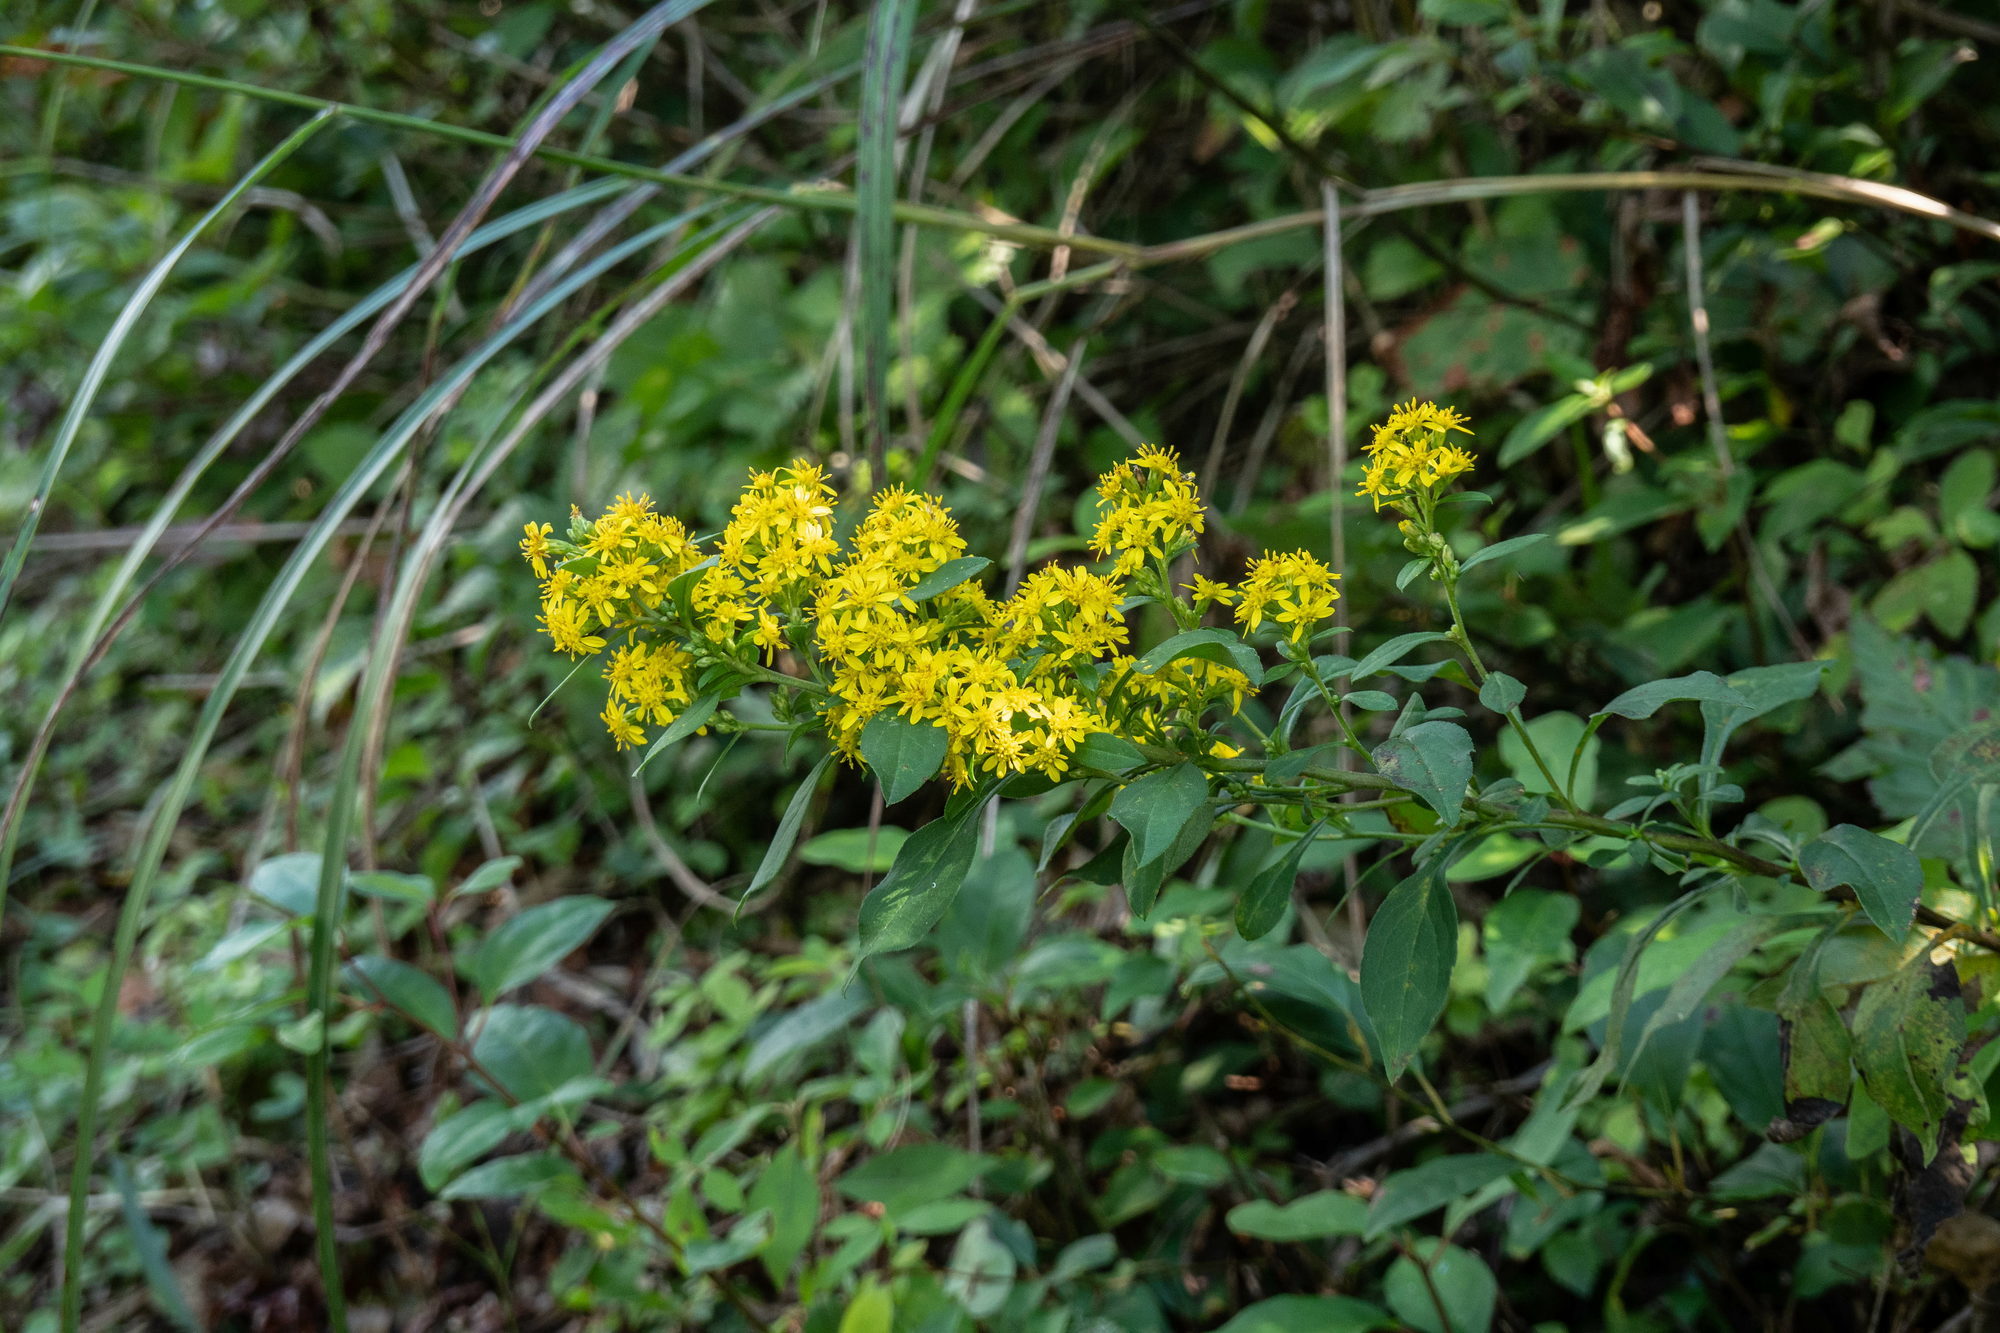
53, 183, 723, 1333
306, 207, 780, 1333
855, 0, 917, 478
0, 107, 335, 622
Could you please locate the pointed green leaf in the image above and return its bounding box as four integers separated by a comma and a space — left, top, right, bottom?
860, 713, 950, 804
633, 689, 723, 774
906, 555, 991, 602
1235, 822, 1322, 941
1360, 859, 1458, 1078
1852, 954, 1964, 1159
1371, 720, 1474, 824
1459, 531, 1549, 573
1136, 628, 1265, 686
857, 797, 991, 958
346, 955, 456, 1038
1595, 670, 1748, 720
1799, 824, 1922, 939
741, 752, 835, 909
1109, 763, 1210, 867
1477, 671, 1526, 714
468, 896, 615, 1002
1351, 631, 1455, 681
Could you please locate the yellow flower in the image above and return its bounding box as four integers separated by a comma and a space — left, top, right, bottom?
1359, 400, 1477, 512
601, 701, 646, 750
1184, 574, 1237, 609
519, 521, 554, 579
540, 597, 607, 657
754, 611, 786, 663
1235, 550, 1340, 645
1090, 445, 1206, 576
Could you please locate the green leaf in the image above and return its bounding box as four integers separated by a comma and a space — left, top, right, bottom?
347, 870, 436, 905
439, 1151, 578, 1201
1351, 631, 1455, 681
1851, 954, 1964, 1159
906, 555, 991, 602
683, 1209, 774, 1274
860, 713, 949, 804
111, 1157, 200, 1333
854, 0, 916, 461
1477, 671, 1525, 714
633, 689, 722, 774
1799, 824, 1923, 939
1500, 710, 1599, 807
1364, 1153, 1515, 1239
1136, 627, 1265, 686
749, 1144, 821, 1286
1595, 670, 1748, 720
837, 1143, 990, 1214
1236, 822, 1322, 941
248, 851, 322, 917
1371, 720, 1474, 823
468, 896, 615, 1002
1226, 1191, 1368, 1241
1109, 763, 1210, 866
857, 796, 991, 958
420, 1100, 514, 1192
456, 855, 522, 898
346, 955, 456, 1038
1385, 1240, 1497, 1333
798, 826, 908, 873
840, 1280, 895, 1333
1361, 859, 1459, 1078
1217, 1296, 1389, 1333
469, 1004, 593, 1103
741, 752, 834, 909
1344, 689, 1400, 711
1121, 804, 1216, 919
1498, 393, 1596, 467
1459, 531, 1548, 573
943, 1215, 1017, 1317
1072, 731, 1145, 773
1482, 889, 1579, 1011
744, 990, 870, 1081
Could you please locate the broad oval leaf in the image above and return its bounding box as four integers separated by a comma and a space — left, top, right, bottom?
1135, 627, 1264, 686
469, 1004, 593, 1103
1360, 860, 1458, 1079
857, 798, 989, 958
860, 713, 949, 804
1072, 731, 1145, 774
1236, 822, 1322, 941
1226, 1191, 1367, 1241
1109, 763, 1210, 867
1371, 720, 1474, 824
469, 896, 615, 1001
346, 954, 456, 1038
1477, 671, 1526, 714
1364, 1153, 1516, 1240
438, 1150, 578, 1201
1799, 824, 1922, 940
419, 1099, 514, 1192
1595, 670, 1748, 720
248, 852, 322, 917
1852, 954, 1964, 1160
906, 555, 991, 601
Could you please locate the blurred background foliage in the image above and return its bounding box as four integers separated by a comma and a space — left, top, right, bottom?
1, 0, 1998, 1329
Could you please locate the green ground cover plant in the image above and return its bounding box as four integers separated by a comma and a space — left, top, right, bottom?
2, 1, 1999, 1330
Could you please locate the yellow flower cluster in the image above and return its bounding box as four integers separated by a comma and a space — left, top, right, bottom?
1358, 399, 1477, 512
1235, 551, 1342, 646
1089, 445, 1205, 576
522, 444, 1356, 785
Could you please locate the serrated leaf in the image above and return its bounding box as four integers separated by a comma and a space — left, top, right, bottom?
633, 689, 723, 774
906, 555, 991, 602
1136, 628, 1264, 686
1460, 531, 1548, 573
1371, 720, 1474, 823
468, 896, 615, 1002
1236, 822, 1322, 941
1361, 859, 1458, 1078
860, 713, 949, 804
1799, 824, 1922, 939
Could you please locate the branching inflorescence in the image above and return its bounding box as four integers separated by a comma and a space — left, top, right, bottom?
522, 443, 1342, 786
